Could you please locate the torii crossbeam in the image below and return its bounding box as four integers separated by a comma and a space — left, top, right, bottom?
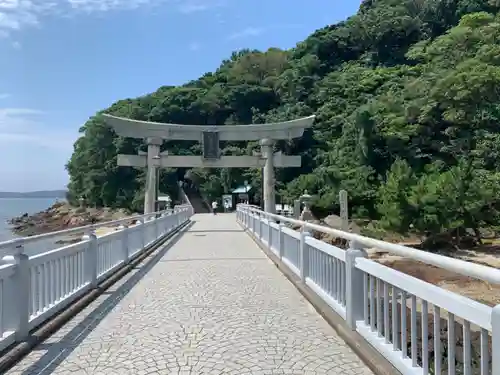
103, 114, 315, 214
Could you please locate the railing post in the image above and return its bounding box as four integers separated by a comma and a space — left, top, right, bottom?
267, 215, 272, 248
83, 229, 98, 288
278, 222, 285, 260
162, 212, 168, 235
345, 240, 367, 330
492, 305, 500, 374
168, 213, 173, 233
119, 224, 129, 264
157, 213, 163, 237
300, 227, 311, 282
137, 219, 145, 249
154, 215, 160, 240
259, 213, 263, 240
13, 244, 30, 341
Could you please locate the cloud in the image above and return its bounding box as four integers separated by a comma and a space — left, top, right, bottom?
188, 41, 200, 51
177, 0, 224, 14
0, 93, 9, 100
0, 106, 81, 191
0, 107, 79, 151
227, 24, 303, 41
178, 3, 209, 13
66, 0, 156, 12
0, 0, 49, 37
227, 27, 264, 40
0, 0, 224, 37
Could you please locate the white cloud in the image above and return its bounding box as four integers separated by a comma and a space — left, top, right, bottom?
0, 0, 224, 37
67, 0, 156, 12
178, 3, 209, 13
0, 93, 9, 100
188, 41, 200, 51
177, 0, 224, 14
227, 26, 264, 40
0, 107, 79, 151
227, 24, 303, 41
0, 106, 80, 191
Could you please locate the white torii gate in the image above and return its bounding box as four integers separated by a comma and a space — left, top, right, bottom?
103, 114, 315, 214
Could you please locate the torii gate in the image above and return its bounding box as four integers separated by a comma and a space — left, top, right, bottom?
103, 114, 315, 214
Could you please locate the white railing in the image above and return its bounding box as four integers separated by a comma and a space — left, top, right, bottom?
237, 204, 499, 375
0, 204, 193, 352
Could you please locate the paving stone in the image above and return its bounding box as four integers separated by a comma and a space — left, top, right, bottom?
6, 213, 373, 375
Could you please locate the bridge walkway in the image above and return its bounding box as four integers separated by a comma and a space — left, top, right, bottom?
6, 214, 373, 375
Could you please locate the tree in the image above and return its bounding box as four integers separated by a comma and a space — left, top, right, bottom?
67, 1, 500, 246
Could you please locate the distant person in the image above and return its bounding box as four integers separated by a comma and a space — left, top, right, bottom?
211, 201, 218, 215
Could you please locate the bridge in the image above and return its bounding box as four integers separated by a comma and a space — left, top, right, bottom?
0, 203, 497, 375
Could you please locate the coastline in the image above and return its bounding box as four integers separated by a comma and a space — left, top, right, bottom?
8, 202, 134, 238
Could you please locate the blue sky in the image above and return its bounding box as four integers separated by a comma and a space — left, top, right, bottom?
0, 0, 361, 192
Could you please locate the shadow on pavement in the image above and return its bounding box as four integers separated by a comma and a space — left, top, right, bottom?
16, 221, 194, 375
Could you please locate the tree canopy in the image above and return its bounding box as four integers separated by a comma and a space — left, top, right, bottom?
67, 0, 500, 245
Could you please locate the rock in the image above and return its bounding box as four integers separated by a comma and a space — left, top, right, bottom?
291, 219, 321, 232
65, 216, 87, 227
323, 214, 361, 234
323, 214, 343, 229
306, 214, 363, 247
8, 202, 135, 237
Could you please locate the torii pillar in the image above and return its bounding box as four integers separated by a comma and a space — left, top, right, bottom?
260, 138, 276, 214
144, 137, 162, 214
103, 113, 315, 215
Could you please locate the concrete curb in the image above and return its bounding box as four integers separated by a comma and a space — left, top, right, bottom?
0, 220, 193, 374
239, 222, 399, 375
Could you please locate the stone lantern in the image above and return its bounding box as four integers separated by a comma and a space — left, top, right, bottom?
299, 190, 315, 221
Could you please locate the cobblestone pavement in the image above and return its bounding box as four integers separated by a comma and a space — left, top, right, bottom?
7, 214, 373, 375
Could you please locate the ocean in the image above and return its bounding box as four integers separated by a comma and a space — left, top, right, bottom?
0, 198, 60, 242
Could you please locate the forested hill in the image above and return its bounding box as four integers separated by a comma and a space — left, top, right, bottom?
67, 0, 500, 243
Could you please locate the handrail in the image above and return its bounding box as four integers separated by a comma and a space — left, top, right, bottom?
237, 204, 500, 285
237, 202, 497, 374
0, 203, 193, 352
179, 184, 192, 207
0, 206, 189, 256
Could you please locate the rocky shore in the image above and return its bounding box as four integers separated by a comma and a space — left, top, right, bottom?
8, 202, 133, 237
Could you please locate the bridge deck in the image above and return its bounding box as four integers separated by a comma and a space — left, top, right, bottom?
7, 214, 373, 375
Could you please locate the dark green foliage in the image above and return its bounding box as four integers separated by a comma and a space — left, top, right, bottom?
67, 0, 500, 242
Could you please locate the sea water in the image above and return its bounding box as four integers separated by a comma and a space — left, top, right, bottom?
0, 198, 59, 242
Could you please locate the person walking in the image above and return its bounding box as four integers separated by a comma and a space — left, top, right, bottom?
211, 200, 218, 215
224, 199, 231, 212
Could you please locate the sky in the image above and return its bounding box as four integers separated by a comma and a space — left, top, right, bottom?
0, 0, 361, 192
